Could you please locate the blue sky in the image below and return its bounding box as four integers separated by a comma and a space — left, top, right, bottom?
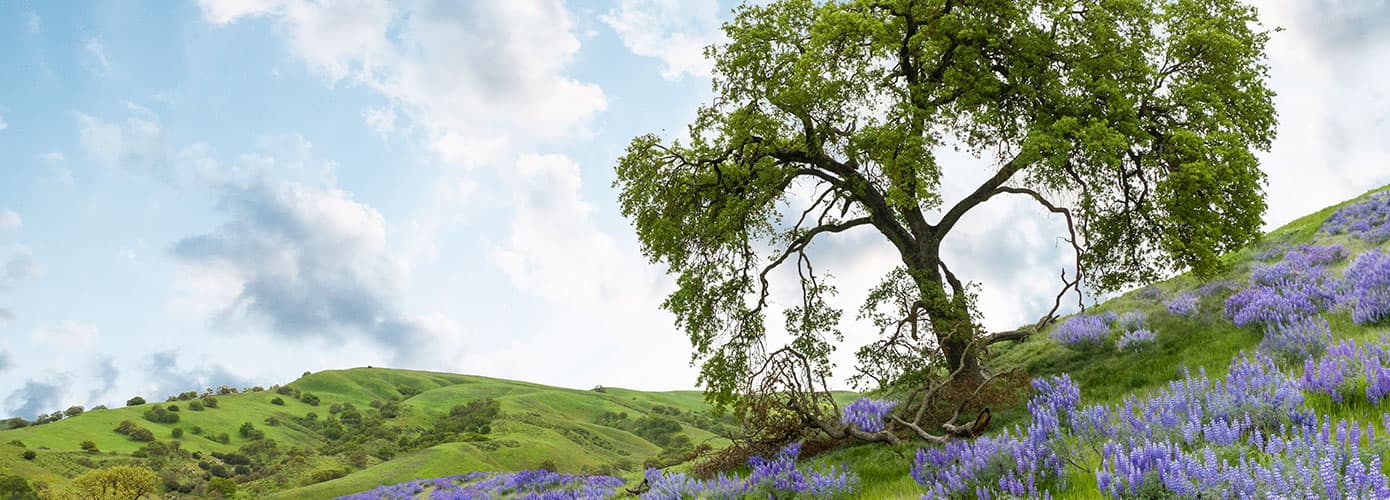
2, 0, 1389, 420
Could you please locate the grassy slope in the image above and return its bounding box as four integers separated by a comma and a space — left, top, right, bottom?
0, 368, 727, 498
810, 183, 1390, 498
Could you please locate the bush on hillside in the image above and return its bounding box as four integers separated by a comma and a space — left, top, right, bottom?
126, 396, 145, 406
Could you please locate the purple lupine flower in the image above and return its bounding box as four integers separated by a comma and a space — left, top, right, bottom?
1341, 249, 1390, 325
1116, 329, 1156, 352
1166, 292, 1199, 317
841, 397, 897, 433
1052, 313, 1112, 348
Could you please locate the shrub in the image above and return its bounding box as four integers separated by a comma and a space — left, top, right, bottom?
271, 397, 285, 406
128, 428, 155, 442
207, 476, 236, 498
80, 441, 98, 453
114, 420, 140, 435
126, 396, 145, 406
188, 400, 204, 411
64, 406, 84, 418
171, 427, 184, 438
217, 433, 230, 444
0, 474, 36, 500
166, 404, 179, 412
200, 396, 219, 408
397, 384, 422, 397
68, 465, 159, 499
239, 422, 264, 440
300, 392, 320, 406
22, 450, 36, 460
143, 405, 180, 424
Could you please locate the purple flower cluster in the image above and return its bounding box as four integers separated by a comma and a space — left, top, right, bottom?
1322, 190, 1390, 243
1095, 416, 1390, 498
1225, 246, 1342, 327
1341, 249, 1390, 325
910, 354, 1336, 498
841, 397, 897, 433
1166, 291, 1199, 317
1302, 337, 1390, 405
1258, 315, 1333, 363
336, 471, 623, 500
1051, 313, 1112, 348
641, 442, 857, 499
911, 375, 1077, 499
1115, 329, 1155, 352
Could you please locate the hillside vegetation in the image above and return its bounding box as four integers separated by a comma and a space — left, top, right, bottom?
0, 369, 744, 498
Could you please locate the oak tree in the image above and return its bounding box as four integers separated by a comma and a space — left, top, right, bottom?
616, 0, 1276, 442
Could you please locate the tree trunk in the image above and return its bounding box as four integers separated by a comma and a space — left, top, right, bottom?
912, 260, 985, 386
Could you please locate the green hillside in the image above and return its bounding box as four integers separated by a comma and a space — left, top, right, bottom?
803, 185, 1390, 498
0, 368, 741, 498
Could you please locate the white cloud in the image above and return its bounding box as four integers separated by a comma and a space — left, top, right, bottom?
197, 0, 606, 167
32, 321, 102, 350
83, 37, 110, 74
0, 210, 19, 230
601, 0, 724, 80
362, 106, 396, 140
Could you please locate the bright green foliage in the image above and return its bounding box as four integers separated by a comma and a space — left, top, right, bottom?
61, 465, 160, 499
615, 0, 1277, 410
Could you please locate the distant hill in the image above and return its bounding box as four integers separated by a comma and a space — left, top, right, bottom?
0, 367, 741, 498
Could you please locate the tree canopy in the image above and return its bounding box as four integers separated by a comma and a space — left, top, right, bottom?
615, 0, 1276, 437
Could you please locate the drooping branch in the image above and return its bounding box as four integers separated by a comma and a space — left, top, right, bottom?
977, 186, 1087, 345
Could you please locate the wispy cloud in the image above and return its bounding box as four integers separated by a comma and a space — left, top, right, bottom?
601, 0, 724, 80
83, 37, 111, 74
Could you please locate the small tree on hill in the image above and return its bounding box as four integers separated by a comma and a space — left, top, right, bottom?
126, 396, 145, 407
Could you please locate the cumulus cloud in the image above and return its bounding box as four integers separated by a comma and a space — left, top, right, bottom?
601, 0, 724, 80
0, 210, 19, 230
197, 0, 606, 167
0, 247, 42, 291
31, 321, 102, 350
168, 162, 448, 365
4, 378, 67, 420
